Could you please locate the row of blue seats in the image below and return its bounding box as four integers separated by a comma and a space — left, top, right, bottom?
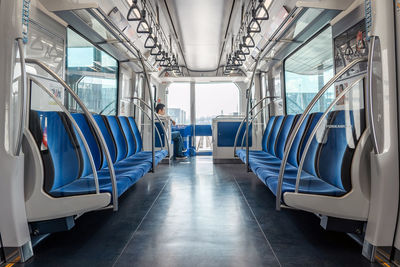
29, 110, 168, 199
236, 110, 365, 201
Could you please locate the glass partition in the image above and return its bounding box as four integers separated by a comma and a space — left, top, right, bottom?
195, 83, 240, 125
66, 28, 118, 115
167, 83, 191, 125
284, 27, 334, 115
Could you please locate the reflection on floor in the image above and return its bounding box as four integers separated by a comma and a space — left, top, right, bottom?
20, 156, 378, 267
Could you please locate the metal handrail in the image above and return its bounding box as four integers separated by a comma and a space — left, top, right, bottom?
129, 97, 171, 157
138, 54, 155, 172
275, 57, 368, 210
240, 100, 281, 149
120, 99, 165, 153
15, 38, 27, 156
233, 95, 280, 156
294, 75, 366, 193
25, 58, 119, 211
29, 76, 100, 194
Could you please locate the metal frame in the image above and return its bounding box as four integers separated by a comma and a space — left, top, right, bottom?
245, 57, 261, 171
29, 76, 100, 194
130, 96, 171, 157
233, 96, 280, 156
120, 98, 170, 155
294, 75, 366, 193
15, 38, 27, 156
25, 58, 119, 211
240, 99, 281, 149
275, 57, 368, 210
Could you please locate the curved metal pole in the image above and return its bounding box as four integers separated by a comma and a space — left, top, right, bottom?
275, 57, 367, 210
129, 97, 171, 157
138, 54, 155, 172
233, 96, 280, 156
294, 75, 365, 193
246, 58, 261, 171
15, 38, 27, 156
120, 99, 164, 152
25, 58, 119, 211
240, 101, 280, 149
29, 77, 100, 194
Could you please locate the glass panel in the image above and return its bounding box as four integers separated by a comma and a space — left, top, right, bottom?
284, 27, 334, 115
66, 28, 118, 115
167, 83, 191, 125
195, 83, 240, 125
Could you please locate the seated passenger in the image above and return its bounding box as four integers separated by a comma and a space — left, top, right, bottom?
155, 103, 187, 159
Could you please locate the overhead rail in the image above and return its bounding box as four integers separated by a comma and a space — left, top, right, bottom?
233, 95, 280, 156
24, 58, 119, 211
275, 57, 368, 210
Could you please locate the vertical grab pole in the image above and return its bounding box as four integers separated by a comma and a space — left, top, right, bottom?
138, 54, 155, 172
246, 58, 260, 172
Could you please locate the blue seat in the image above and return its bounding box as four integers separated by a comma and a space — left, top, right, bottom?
240, 109, 365, 201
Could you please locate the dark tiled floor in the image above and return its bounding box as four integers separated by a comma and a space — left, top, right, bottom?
20, 156, 378, 267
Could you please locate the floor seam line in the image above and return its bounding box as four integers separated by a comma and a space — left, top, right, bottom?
233, 175, 282, 267
112, 177, 170, 266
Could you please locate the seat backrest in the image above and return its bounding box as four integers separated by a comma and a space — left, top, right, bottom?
266, 116, 284, 155
118, 116, 137, 157
274, 115, 296, 159
93, 114, 117, 167
155, 122, 166, 147
316, 110, 365, 191
106, 116, 128, 163
287, 114, 309, 167
71, 113, 103, 176
127, 117, 143, 153
261, 116, 276, 152
298, 112, 323, 176
29, 110, 83, 193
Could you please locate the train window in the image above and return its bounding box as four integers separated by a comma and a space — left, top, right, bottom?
284, 27, 334, 115
66, 28, 118, 115
167, 83, 191, 124
195, 83, 240, 125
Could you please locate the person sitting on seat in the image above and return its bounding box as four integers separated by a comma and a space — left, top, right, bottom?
155, 103, 187, 159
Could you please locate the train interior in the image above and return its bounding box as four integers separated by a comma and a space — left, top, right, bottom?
0, 0, 400, 266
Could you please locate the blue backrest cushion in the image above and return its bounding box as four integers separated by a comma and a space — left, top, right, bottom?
262, 116, 276, 152
298, 112, 323, 176
93, 114, 117, 167
30, 111, 83, 193
155, 122, 166, 147
316, 110, 363, 191
71, 113, 103, 176
106, 116, 128, 163
127, 117, 143, 153
275, 115, 296, 159
287, 114, 309, 167
267, 116, 284, 155
118, 116, 137, 157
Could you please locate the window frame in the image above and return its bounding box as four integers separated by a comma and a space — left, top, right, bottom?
282, 24, 334, 115
65, 26, 120, 115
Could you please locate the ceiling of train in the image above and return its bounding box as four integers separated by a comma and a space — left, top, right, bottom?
165, 0, 234, 71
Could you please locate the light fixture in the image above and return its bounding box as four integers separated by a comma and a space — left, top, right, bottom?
137, 10, 150, 34
127, 0, 141, 21
144, 27, 157, 48
254, 0, 269, 21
